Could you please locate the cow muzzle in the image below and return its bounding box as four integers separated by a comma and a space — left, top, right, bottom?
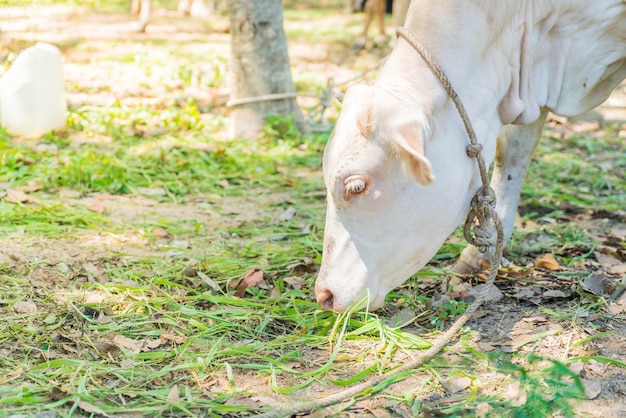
314, 274, 385, 313
315, 286, 335, 311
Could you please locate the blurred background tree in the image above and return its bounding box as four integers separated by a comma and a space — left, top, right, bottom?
228, 0, 308, 139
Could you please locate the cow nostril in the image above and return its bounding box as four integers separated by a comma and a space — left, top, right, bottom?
316, 288, 335, 311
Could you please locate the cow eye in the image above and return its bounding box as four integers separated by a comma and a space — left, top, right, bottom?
343, 175, 368, 201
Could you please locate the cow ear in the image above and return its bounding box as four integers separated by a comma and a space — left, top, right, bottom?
393, 120, 435, 186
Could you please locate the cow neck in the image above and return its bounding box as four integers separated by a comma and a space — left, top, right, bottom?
395, 25, 504, 313
396, 28, 487, 200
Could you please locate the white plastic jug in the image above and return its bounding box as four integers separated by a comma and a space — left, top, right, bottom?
0, 42, 67, 137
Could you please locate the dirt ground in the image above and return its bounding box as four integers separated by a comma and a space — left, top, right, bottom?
1, 4, 626, 417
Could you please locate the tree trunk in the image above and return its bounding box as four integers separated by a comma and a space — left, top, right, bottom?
228, 0, 307, 139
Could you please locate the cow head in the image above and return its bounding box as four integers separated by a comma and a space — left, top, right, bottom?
315, 83, 477, 312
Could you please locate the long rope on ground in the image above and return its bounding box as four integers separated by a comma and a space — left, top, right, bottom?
255, 27, 505, 418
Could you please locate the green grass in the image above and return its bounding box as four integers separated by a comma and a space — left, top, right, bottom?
523, 131, 626, 212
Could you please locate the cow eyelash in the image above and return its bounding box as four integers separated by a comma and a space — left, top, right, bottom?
343, 176, 368, 200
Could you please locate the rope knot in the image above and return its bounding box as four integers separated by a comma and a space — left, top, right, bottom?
476, 186, 496, 206
463, 187, 499, 254
466, 143, 483, 158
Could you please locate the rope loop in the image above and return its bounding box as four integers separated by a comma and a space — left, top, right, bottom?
466, 143, 483, 158
463, 186, 498, 253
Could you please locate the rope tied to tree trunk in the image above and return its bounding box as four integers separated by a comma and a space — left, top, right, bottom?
256, 27, 505, 418
226, 92, 298, 107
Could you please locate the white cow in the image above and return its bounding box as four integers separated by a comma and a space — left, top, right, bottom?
315, 0, 626, 312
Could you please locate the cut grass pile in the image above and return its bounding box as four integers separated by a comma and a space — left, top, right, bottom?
1, 1, 625, 416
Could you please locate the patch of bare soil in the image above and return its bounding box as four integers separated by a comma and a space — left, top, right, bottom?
471, 303, 626, 418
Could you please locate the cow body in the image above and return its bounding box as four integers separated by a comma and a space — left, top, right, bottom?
316, 0, 626, 312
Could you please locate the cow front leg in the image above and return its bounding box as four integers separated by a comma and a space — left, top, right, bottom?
452, 109, 548, 274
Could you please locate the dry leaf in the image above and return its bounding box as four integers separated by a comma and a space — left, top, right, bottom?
86, 202, 107, 214
569, 360, 584, 375
233, 268, 264, 298
49, 387, 67, 402
440, 376, 472, 394
279, 207, 296, 221
610, 264, 626, 275
119, 359, 133, 368
136, 187, 166, 197
14, 300, 38, 313
96, 312, 112, 324
595, 251, 622, 268
144, 338, 163, 349
515, 213, 539, 232
498, 266, 532, 279
506, 381, 527, 407
607, 299, 626, 315
197, 271, 220, 290
476, 402, 491, 418
15, 181, 43, 193
3, 188, 39, 204
121, 280, 138, 288
153, 227, 170, 238
467, 283, 504, 302
224, 395, 279, 408
534, 253, 560, 271
93, 341, 119, 356
477, 258, 492, 270
369, 409, 392, 418
609, 227, 626, 240
285, 257, 317, 274
521, 315, 548, 324
581, 271, 611, 297
542, 289, 568, 298
112, 334, 144, 354
477, 342, 496, 352
586, 359, 607, 375
86, 293, 105, 304
7, 367, 24, 378
59, 187, 81, 199
448, 276, 471, 295
78, 399, 111, 417
269, 286, 281, 299
161, 333, 185, 345
511, 288, 536, 299
167, 384, 180, 403
582, 379, 602, 400
82, 262, 103, 279
183, 267, 197, 277
283, 276, 306, 290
